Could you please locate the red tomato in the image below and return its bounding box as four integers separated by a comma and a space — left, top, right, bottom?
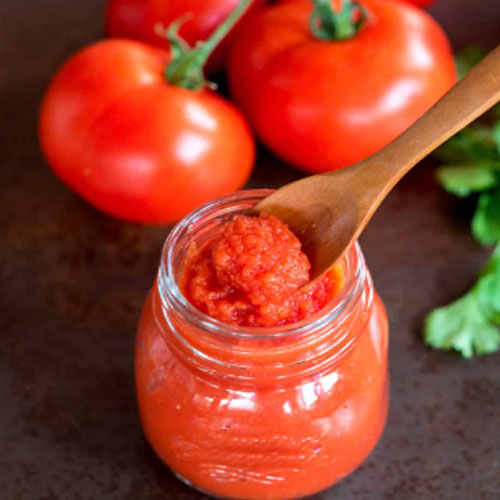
105, 0, 265, 72
228, 0, 456, 173
401, 0, 435, 7
39, 40, 254, 223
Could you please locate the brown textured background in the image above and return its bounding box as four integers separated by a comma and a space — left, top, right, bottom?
1, 0, 500, 498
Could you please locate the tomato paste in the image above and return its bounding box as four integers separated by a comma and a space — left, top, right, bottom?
180, 214, 343, 327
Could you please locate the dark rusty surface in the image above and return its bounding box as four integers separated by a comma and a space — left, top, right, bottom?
1, 1, 500, 499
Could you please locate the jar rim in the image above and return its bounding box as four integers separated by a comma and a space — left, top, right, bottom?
158, 189, 366, 339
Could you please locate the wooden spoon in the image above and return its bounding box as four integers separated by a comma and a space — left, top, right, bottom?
255, 44, 500, 279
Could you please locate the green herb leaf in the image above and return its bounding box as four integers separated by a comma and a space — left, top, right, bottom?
479, 244, 500, 275
425, 44, 500, 357
424, 291, 500, 358
435, 163, 499, 197
476, 246, 500, 322
433, 126, 499, 163
476, 274, 500, 324
472, 189, 500, 245
424, 245, 500, 357
455, 44, 487, 79
493, 121, 500, 154
492, 104, 500, 120
424, 245, 500, 358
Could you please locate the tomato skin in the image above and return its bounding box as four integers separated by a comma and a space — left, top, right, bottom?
228, 0, 456, 173
39, 40, 254, 224
105, 0, 265, 72
402, 0, 435, 7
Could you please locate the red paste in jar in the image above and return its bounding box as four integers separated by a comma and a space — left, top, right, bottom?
136, 201, 389, 500
180, 214, 344, 327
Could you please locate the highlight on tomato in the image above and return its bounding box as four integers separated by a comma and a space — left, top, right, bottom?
40, 3, 255, 224
105, 0, 265, 72
228, 0, 456, 173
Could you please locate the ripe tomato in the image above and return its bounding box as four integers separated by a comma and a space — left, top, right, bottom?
39, 40, 254, 224
228, 0, 456, 173
402, 0, 435, 7
105, 0, 265, 72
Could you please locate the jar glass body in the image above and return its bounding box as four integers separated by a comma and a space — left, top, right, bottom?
135, 190, 389, 500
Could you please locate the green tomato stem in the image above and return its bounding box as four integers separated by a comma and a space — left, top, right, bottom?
165, 0, 253, 90
309, 0, 367, 41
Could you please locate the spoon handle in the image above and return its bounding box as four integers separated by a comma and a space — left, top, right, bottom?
338, 43, 500, 192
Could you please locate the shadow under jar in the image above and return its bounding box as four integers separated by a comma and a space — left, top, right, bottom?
135, 190, 389, 500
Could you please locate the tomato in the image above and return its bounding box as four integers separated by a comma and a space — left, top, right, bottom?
39, 40, 254, 224
105, 0, 265, 72
401, 0, 435, 7
228, 0, 456, 173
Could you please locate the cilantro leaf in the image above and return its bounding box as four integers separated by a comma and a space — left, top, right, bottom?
424, 291, 500, 358
433, 126, 499, 163
476, 246, 500, 322
472, 189, 500, 245
476, 274, 500, 324
424, 244, 500, 359
493, 121, 500, 154
479, 243, 500, 275
455, 44, 487, 80
492, 104, 500, 121
435, 162, 499, 197
425, 44, 500, 358
424, 245, 500, 357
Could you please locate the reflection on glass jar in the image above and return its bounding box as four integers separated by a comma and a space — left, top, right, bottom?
135, 190, 389, 500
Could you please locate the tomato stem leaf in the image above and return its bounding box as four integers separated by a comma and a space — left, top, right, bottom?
309, 0, 367, 41
164, 0, 253, 90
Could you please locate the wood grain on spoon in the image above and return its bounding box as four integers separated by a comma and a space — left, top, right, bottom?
255, 44, 500, 279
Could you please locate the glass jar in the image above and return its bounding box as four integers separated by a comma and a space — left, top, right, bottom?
135, 190, 389, 500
